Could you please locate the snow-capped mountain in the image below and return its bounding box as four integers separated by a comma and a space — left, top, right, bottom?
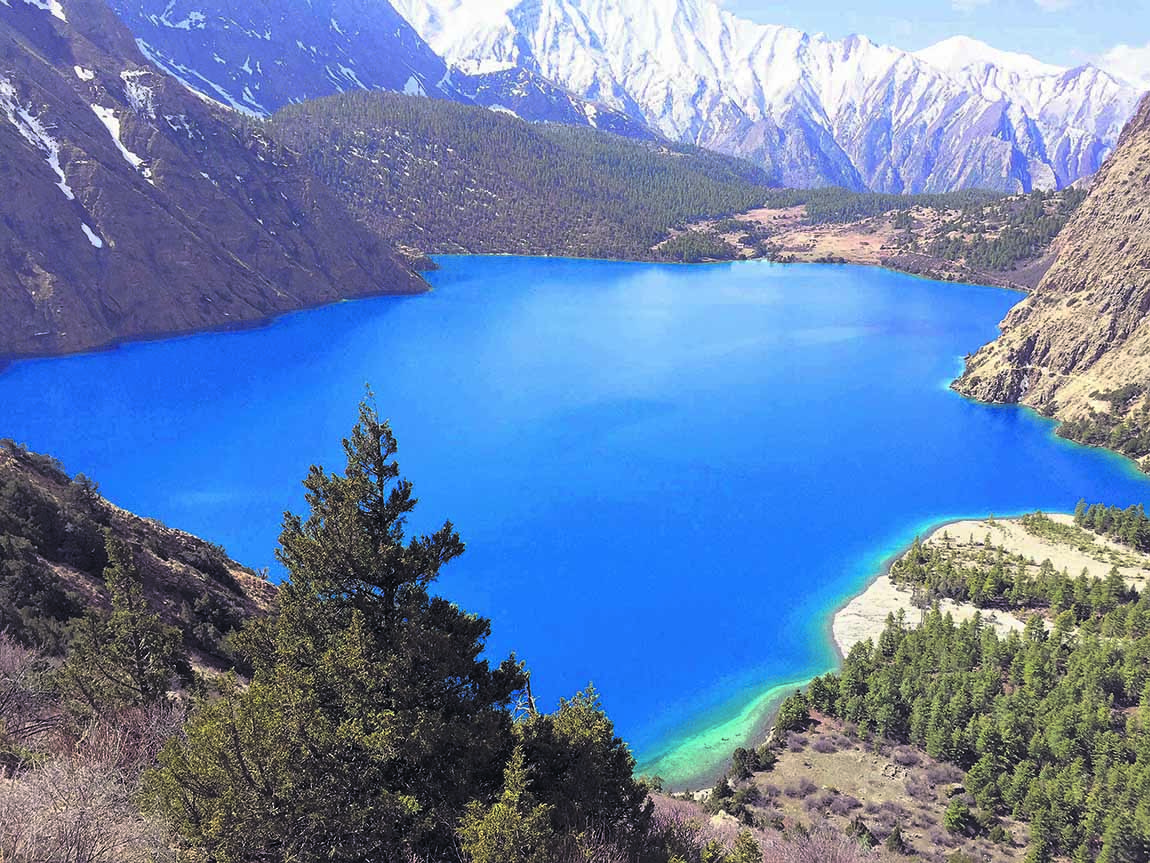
105, 0, 651, 136
107, 0, 459, 115
391, 0, 1142, 192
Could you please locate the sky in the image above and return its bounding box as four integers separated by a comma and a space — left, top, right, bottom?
722, 0, 1150, 86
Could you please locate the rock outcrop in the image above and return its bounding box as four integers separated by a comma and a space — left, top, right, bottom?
955, 93, 1150, 466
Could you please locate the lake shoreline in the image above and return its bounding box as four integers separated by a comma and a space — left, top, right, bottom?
8, 254, 1147, 798
0, 280, 430, 372
0, 255, 1024, 373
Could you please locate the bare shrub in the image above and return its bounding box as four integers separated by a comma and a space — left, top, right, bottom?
0, 700, 183, 863
760, 783, 780, 799
0, 634, 60, 753
929, 828, 958, 848
905, 778, 935, 802
761, 822, 875, 863
72, 704, 185, 773
784, 778, 818, 799
811, 736, 837, 754
651, 795, 732, 847
0, 758, 173, 862
926, 763, 964, 785
786, 732, 808, 752
891, 746, 920, 767
804, 790, 837, 813
828, 794, 861, 817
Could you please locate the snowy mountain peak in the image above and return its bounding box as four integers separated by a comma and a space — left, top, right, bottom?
915, 35, 1065, 78
393, 0, 1141, 192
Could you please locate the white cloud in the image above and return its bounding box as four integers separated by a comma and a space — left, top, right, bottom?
949, 0, 1074, 9
1099, 41, 1150, 90
951, 0, 992, 11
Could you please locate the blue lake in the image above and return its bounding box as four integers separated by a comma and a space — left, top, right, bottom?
2, 256, 1149, 787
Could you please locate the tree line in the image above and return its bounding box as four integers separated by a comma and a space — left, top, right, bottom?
266, 92, 774, 261
767, 516, 1150, 862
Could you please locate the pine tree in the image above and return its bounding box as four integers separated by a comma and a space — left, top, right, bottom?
729, 829, 763, 863
62, 532, 183, 714
146, 397, 527, 861
459, 746, 556, 863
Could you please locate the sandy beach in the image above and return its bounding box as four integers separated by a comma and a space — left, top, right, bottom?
832, 512, 1150, 657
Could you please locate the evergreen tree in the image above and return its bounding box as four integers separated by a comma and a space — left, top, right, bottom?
728, 829, 763, 863
459, 746, 556, 863
62, 532, 183, 714
517, 685, 653, 847
146, 398, 527, 861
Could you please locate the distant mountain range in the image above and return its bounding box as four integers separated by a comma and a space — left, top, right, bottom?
108, 0, 652, 137
391, 0, 1142, 193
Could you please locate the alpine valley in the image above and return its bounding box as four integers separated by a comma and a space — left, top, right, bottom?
4, 0, 1150, 860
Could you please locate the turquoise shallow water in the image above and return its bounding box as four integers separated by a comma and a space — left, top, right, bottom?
2, 257, 1149, 787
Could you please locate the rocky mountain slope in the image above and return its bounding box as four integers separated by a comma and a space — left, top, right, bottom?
392, 0, 1141, 193
111, 0, 458, 115
955, 93, 1150, 467
106, 0, 651, 136
0, 0, 425, 360
0, 439, 273, 665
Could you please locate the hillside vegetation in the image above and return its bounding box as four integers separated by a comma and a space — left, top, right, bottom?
678, 187, 1084, 285
267, 92, 775, 260
0, 441, 270, 662
704, 508, 1150, 862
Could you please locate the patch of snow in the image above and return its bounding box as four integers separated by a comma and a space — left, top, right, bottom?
157, 2, 205, 30
121, 70, 156, 118
241, 56, 253, 75
81, 223, 104, 248
21, 0, 66, 22
0, 75, 74, 200
403, 75, 426, 96
74, 66, 96, 82
91, 104, 152, 180
338, 64, 368, 90
136, 39, 266, 117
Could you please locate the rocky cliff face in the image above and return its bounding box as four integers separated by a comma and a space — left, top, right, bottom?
955, 93, 1150, 465
0, 0, 425, 361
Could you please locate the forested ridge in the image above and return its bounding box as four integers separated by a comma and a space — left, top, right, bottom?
920, 189, 1087, 273
266, 92, 776, 261
733, 511, 1150, 862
